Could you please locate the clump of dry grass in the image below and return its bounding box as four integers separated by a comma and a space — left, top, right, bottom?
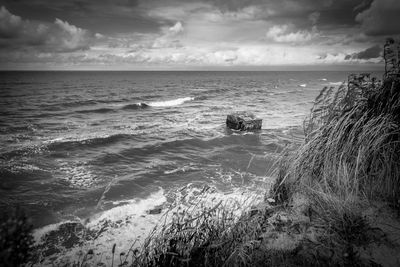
273, 75, 400, 205
131, 187, 266, 267
270, 71, 400, 264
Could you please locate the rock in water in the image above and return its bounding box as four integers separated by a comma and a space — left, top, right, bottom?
226, 112, 262, 131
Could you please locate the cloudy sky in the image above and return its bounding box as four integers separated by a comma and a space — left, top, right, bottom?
0, 0, 399, 70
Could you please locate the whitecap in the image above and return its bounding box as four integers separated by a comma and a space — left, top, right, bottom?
147, 97, 194, 107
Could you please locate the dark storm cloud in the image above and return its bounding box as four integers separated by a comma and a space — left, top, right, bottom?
0, 0, 161, 34
0, 0, 395, 69
0, 6, 96, 52
0, 0, 373, 34
345, 45, 381, 60
356, 0, 400, 36
0, 0, 389, 39
204, 0, 372, 29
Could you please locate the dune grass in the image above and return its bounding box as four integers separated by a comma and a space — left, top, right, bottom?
129, 187, 266, 267
272, 75, 400, 207
267, 74, 400, 265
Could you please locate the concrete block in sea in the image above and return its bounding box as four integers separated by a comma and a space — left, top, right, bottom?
226, 112, 262, 131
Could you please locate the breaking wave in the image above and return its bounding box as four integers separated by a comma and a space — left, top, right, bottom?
147, 97, 195, 107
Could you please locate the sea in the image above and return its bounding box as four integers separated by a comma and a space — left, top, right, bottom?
0, 71, 370, 264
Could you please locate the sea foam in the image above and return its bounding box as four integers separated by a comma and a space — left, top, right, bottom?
148, 97, 194, 107
32, 185, 262, 266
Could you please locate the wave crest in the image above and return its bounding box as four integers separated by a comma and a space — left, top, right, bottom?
147, 97, 194, 107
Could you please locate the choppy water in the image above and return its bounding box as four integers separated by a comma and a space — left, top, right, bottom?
0, 71, 358, 263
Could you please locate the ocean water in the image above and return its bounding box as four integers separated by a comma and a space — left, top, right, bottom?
0, 71, 358, 263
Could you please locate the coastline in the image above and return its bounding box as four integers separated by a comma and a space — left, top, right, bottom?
1, 41, 400, 266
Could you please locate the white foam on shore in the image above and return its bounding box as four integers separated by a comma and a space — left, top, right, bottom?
33, 220, 77, 244
148, 97, 194, 107
33, 188, 166, 266
32, 185, 263, 266
86, 188, 166, 228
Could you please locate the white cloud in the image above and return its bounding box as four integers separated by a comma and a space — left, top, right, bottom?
0, 6, 95, 52
152, 21, 184, 48
52, 18, 93, 51
168, 21, 184, 35
95, 33, 105, 39
266, 25, 317, 43
0, 6, 23, 38
208, 50, 238, 64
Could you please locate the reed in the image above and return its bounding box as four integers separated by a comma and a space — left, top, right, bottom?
268, 69, 400, 266
272, 75, 400, 207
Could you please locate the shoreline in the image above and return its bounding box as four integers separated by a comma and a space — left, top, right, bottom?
1, 40, 399, 266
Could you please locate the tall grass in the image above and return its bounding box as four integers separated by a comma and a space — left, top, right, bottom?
267, 73, 400, 267
272, 76, 400, 207
132, 187, 265, 267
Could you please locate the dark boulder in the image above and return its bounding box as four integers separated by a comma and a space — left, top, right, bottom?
226, 112, 262, 131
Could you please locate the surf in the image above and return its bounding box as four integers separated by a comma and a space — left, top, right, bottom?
147, 97, 194, 107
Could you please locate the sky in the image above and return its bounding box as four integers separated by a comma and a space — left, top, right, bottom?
0, 0, 399, 70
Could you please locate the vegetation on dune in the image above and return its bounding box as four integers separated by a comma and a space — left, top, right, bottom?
269, 39, 400, 266
135, 191, 263, 267
276, 72, 400, 207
